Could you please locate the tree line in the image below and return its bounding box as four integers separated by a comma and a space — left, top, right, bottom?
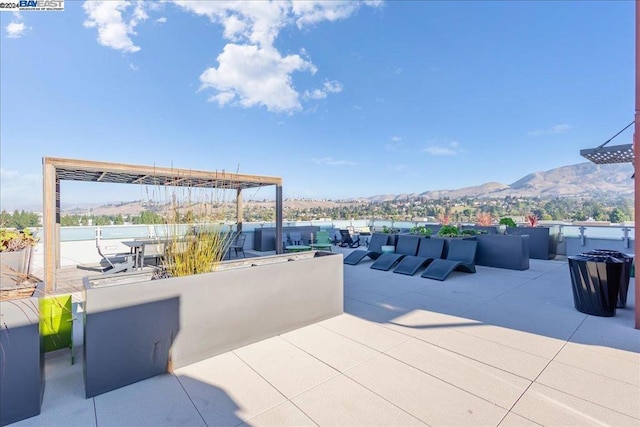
0, 196, 634, 228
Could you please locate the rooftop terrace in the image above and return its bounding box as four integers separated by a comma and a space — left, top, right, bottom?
13, 245, 640, 426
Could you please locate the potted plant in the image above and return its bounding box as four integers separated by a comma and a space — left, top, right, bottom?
498, 217, 517, 234
409, 225, 432, 237
0, 229, 38, 286
506, 214, 556, 259
437, 225, 460, 238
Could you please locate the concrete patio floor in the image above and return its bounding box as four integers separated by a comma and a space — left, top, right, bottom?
13, 247, 640, 426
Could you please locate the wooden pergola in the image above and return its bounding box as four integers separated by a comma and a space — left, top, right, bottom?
42, 157, 284, 292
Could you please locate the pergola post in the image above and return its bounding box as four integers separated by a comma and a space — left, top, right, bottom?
236, 189, 243, 234
42, 159, 59, 292
635, 0, 639, 329
275, 184, 283, 254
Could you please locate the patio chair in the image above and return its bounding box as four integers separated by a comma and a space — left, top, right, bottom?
370, 234, 420, 271
421, 239, 477, 281
393, 237, 445, 276
331, 229, 342, 246
313, 230, 333, 251
281, 233, 289, 251
228, 234, 246, 259
290, 231, 303, 245
95, 239, 134, 275
141, 241, 166, 267
343, 233, 389, 265
339, 229, 360, 248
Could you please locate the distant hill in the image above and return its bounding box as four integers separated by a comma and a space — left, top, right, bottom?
367, 162, 634, 202
62, 162, 634, 215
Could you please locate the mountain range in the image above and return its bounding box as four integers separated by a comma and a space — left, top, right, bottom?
60, 162, 634, 215
365, 162, 634, 203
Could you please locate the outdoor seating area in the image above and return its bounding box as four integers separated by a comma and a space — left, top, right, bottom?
344, 234, 479, 282
10, 244, 639, 426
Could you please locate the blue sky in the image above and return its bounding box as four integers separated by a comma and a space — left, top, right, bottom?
0, 0, 635, 211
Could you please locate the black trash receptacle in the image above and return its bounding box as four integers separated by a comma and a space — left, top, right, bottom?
584, 250, 633, 308
568, 253, 623, 317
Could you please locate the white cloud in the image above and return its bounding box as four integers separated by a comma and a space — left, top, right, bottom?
174, 1, 373, 113
424, 140, 462, 156
82, 1, 378, 113
323, 80, 343, 93
83, 1, 149, 53
303, 80, 343, 100
313, 157, 357, 166
0, 169, 42, 211
304, 89, 327, 100
550, 124, 572, 133
385, 136, 404, 152
172, 1, 288, 46
5, 13, 30, 39
292, 1, 360, 28
528, 123, 573, 136
129, 63, 139, 71
424, 146, 457, 156
200, 44, 316, 112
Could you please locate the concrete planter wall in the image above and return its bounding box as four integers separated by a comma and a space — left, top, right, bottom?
506, 226, 557, 259
0, 287, 44, 426
0, 247, 34, 287
476, 235, 530, 270
83, 251, 343, 398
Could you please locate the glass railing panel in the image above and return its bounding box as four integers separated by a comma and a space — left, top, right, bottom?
60, 227, 96, 242
101, 226, 150, 240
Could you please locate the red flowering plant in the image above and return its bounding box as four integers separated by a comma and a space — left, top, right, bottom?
475, 213, 493, 227
526, 214, 538, 227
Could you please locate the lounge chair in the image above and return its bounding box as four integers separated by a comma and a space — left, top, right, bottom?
96, 239, 135, 275
370, 234, 420, 271
330, 229, 342, 246
393, 237, 445, 276
421, 239, 478, 281
338, 229, 360, 248
343, 233, 389, 265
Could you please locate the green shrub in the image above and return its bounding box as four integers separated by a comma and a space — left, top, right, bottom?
437, 225, 459, 237
499, 218, 517, 228
382, 225, 399, 234
410, 225, 432, 236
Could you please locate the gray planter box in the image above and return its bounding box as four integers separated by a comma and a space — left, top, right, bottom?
0, 247, 34, 287
83, 251, 343, 398
0, 286, 44, 426
506, 226, 557, 260
460, 225, 499, 235
476, 235, 530, 270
